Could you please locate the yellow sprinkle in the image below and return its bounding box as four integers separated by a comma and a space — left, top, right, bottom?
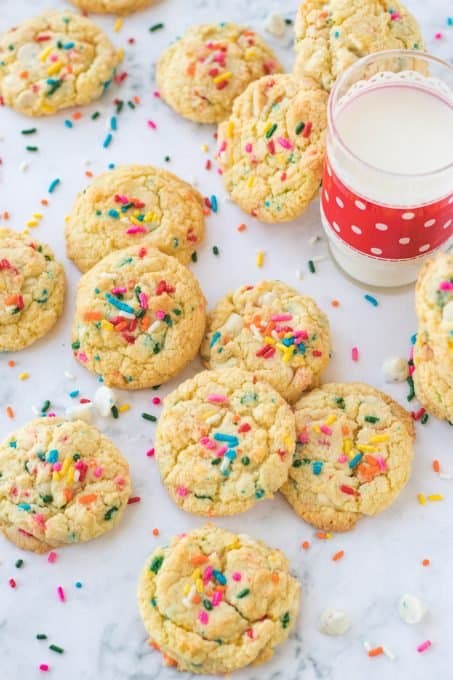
196, 578, 204, 593
39, 46, 53, 62
66, 466, 75, 486
60, 456, 72, 476
427, 494, 443, 502
113, 17, 123, 32
18, 372, 29, 380
284, 436, 292, 449
417, 493, 426, 505
256, 250, 264, 268
47, 61, 63, 76
213, 71, 232, 84
356, 444, 376, 453
32, 213, 43, 219
26, 220, 38, 228
343, 439, 353, 455
22, 229, 30, 236
52, 471, 61, 482
226, 121, 234, 138
368, 434, 389, 444
201, 144, 208, 152
264, 336, 276, 345
312, 424, 321, 434
100, 319, 114, 331
227, 539, 241, 550
118, 403, 130, 413
326, 414, 337, 426
130, 216, 144, 226
202, 410, 217, 421
144, 212, 158, 223
40, 104, 56, 115
183, 582, 191, 595
117, 47, 124, 63
247, 176, 255, 189
192, 568, 201, 580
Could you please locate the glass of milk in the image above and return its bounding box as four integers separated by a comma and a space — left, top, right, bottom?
321, 50, 453, 287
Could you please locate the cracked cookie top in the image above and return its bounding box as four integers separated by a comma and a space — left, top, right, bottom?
138, 523, 300, 674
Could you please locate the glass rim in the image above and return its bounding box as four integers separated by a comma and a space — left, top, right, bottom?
328, 49, 453, 178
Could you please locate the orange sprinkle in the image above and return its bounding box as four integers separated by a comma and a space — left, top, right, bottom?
133, 95, 140, 104
41, 199, 49, 206
237, 223, 247, 232
152, 528, 160, 536
332, 550, 345, 561
150, 641, 160, 650
433, 459, 440, 473
190, 554, 208, 566
186, 61, 196, 77
63, 488, 73, 502
8, 360, 15, 367
141, 316, 151, 331
5, 295, 19, 305
331, 299, 340, 307
85, 170, 93, 178
3, 211, 9, 220
83, 310, 103, 322
301, 541, 310, 550
19, 70, 29, 79
66, 64, 73, 74
316, 532, 331, 540
162, 654, 177, 667
192, 593, 201, 605
203, 207, 211, 216
341, 425, 350, 436
6, 406, 14, 419
72, 111, 82, 120
368, 646, 384, 658
422, 558, 430, 567
271, 572, 280, 583
78, 493, 98, 504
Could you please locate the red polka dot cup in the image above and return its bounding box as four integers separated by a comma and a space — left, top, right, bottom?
321, 51, 453, 287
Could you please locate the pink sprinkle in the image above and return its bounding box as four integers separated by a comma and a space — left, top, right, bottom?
200, 437, 217, 449
409, 364, 415, 375
271, 313, 293, 322
198, 611, 209, 625
277, 137, 293, 150
146, 448, 155, 457
390, 11, 401, 20
152, 397, 161, 405
94, 466, 103, 478
211, 590, 223, 606
351, 347, 359, 362
126, 226, 147, 235
216, 445, 227, 457
218, 141, 227, 153
337, 455, 348, 463
147, 120, 157, 129
57, 586, 65, 602
206, 394, 228, 404
417, 640, 432, 653
112, 287, 127, 294
153, 90, 161, 98
39, 664, 50, 672
232, 571, 242, 581
115, 193, 129, 204
298, 432, 310, 445
203, 565, 213, 582
294, 330, 309, 340
246, 628, 254, 639
48, 551, 57, 564
139, 292, 148, 310
435, 32, 443, 39
78, 352, 88, 363
176, 486, 189, 497
376, 456, 387, 471
320, 425, 332, 435
52, 462, 62, 472
440, 281, 453, 291
33, 514, 45, 526
245, 143, 253, 153
155, 310, 166, 320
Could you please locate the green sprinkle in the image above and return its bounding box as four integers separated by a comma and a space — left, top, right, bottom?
151, 597, 157, 607
335, 397, 346, 409
308, 259, 316, 274
265, 123, 277, 139
211, 458, 222, 465
364, 415, 379, 423
421, 413, 429, 424
203, 599, 213, 610
142, 412, 157, 422
164, 156, 171, 162
41, 495, 53, 503
15, 559, 24, 568
41, 400, 51, 413
91, 111, 100, 120
150, 555, 164, 574
241, 456, 250, 466
49, 644, 64, 654
46, 79, 62, 96
36, 634, 47, 640
21, 128, 37, 135
104, 506, 118, 521
212, 246, 220, 256
149, 22, 164, 32
191, 251, 198, 263
237, 588, 250, 598
127, 100, 135, 110
407, 376, 415, 402
111, 405, 119, 419
295, 122, 305, 135
281, 611, 290, 629
292, 459, 303, 468
26, 145, 38, 152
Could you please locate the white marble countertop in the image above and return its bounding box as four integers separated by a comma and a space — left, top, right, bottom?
0, 1, 452, 679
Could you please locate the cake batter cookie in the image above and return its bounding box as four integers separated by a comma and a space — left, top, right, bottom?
413, 252, 453, 422
65, 165, 205, 272
0, 228, 65, 352
71, 245, 206, 389
217, 74, 328, 222
293, 0, 424, 91
138, 523, 300, 674
0, 418, 131, 553
281, 383, 415, 531
201, 280, 331, 403
69, 0, 154, 15
156, 23, 283, 124
155, 368, 296, 515
0, 11, 117, 116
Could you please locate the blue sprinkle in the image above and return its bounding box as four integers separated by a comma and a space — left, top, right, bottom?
210, 195, 218, 213
364, 294, 379, 307
225, 449, 237, 461
333, 29, 340, 38
411, 333, 417, 345
212, 570, 227, 585
103, 133, 113, 148
64, 41, 75, 49
9, 441, 17, 448
47, 449, 59, 464
48, 178, 60, 193
210, 331, 221, 348
282, 337, 294, 346
349, 453, 363, 469
69, 390, 79, 398
255, 489, 265, 499
108, 163, 115, 169
105, 293, 135, 314
110, 116, 117, 131
108, 208, 120, 218
75, 581, 83, 588
64, 119, 73, 128
213, 433, 239, 447
312, 461, 323, 475
447, 17, 453, 26
18, 503, 31, 511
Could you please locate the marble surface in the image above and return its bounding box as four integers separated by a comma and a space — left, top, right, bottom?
0, 0, 452, 679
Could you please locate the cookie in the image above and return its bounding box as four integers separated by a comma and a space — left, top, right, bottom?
0, 11, 117, 116
217, 74, 328, 222
0, 228, 65, 352
293, 0, 424, 91
0, 418, 131, 553
413, 252, 453, 422
71, 245, 206, 389
155, 368, 296, 515
156, 23, 283, 124
200, 280, 331, 403
137, 523, 300, 674
69, 0, 154, 15
65, 165, 205, 272
280, 383, 415, 531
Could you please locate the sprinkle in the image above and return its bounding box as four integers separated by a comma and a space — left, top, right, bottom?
57, 586, 65, 602
213, 433, 238, 446
105, 293, 134, 314
349, 453, 363, 469
237, 588, 250, 598
212, 569, 227, 585
198, 611, 209, 625
127, 496, 141, 505
113, 17, 123, 32
417, 493, 426, 505
210, 195, 218, 213
142, 412, 157, 422
149, 22, 164, 32
435, 32, 443, 40
308, 259, 316, 273
6, 405, 14, 419
433, 460, 440, 473
64, 120, 73, 129
118, 403, 130, 413
265, 123, 277, 139
332, 550, 345, 561
39, 664, 50, 672
48, 551, 57, 563
364, 294, 379, 307
9, 578, 17, 588
407, 376, 415, 401
75, 581, 83, 588
21, 128, 37, 135
176, 486, 189, 497
103, 133, 113, 148
316, 532, 332, 540
368, 646, 384, 658
421, 413, 429, 424
146, 448, 155, 457
277, 137, 293, 150
427, 494, 443, 502
26, 145, 38, 152
150, 555, 164, 573
351, 347, 359, 362
256, 251, 265, 268
422, 558, 430, 566
312, 461, 323, 475
36, 634, 47, 640
301, 541, 310, 550
340, 484, 357, 496
18, 372, 29, 380
302, 121, 313, 138
15, 559, 24, 568
212, 245, 220, 255
49, 644, 64, 654
48, 178, 60, 193
417, 640, 432, 653
295, 122, 305, 135
147, 120, 157, 130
